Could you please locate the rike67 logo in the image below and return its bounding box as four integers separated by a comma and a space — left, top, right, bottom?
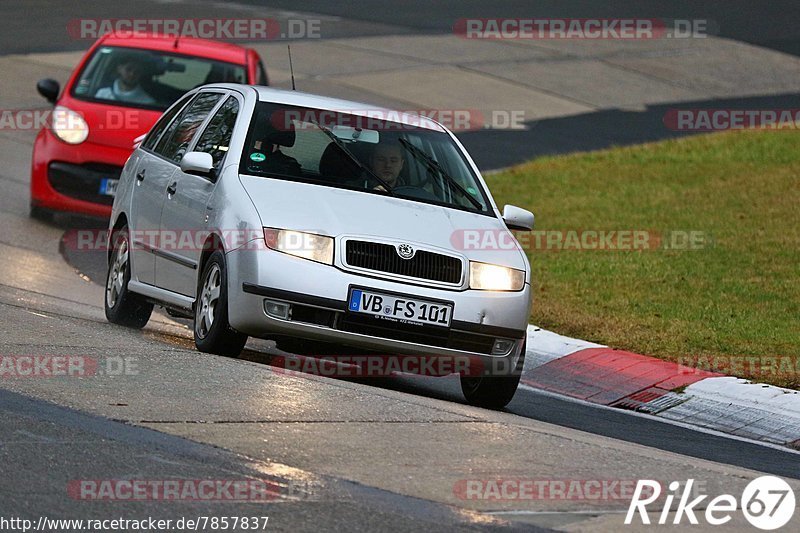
626, 476, 795, 529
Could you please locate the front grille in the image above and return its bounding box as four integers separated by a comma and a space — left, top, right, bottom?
345, 240, 462, 284
48, 161, 122, 205
339, 313, 496, 354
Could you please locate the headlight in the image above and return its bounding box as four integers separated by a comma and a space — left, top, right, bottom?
50, 106, 89, 145
469, 261, 525, 291
264, 228, 334, 265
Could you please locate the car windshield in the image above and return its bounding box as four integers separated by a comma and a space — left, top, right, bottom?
71, 45, 247, 110
239, 102, 491, 214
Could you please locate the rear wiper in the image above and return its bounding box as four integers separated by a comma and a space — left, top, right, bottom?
311, 120, 395, 195
398, 138, 483, 210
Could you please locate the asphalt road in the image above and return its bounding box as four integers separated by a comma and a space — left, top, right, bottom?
37, 230, 800, 480
3, 0, 800, 170
3, 0, 800, 56
243, 0, 800, 56
2, 387, 523, 533
1, 283, 798, 531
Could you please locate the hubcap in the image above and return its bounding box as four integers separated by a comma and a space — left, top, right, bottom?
106, 237, 128, 309
196, 264, 221, 339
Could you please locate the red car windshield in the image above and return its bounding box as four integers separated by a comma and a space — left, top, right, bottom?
71, 45, 247, 110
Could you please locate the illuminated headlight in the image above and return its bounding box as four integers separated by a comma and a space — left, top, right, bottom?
469, 261, 525, 291
50, 106, 89, 144
264, 228, 334, 265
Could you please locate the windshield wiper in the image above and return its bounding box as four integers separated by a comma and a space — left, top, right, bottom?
311, 120, 395, 195
398, 138, 483, 211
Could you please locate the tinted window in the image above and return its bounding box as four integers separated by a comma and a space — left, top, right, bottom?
155, 92, 222, 163
71, 46, 247, 110
239, 102, 490, 214
194, 96, 240, 172
142, 93, 194, 151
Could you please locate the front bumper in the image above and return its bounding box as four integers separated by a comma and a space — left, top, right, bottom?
226, 245, 532, 360
30, 128, 129, 217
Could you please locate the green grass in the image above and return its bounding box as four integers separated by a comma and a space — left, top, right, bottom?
487, 129, 800, 388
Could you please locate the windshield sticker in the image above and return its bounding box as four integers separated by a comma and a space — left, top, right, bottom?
250, 152, 266, 162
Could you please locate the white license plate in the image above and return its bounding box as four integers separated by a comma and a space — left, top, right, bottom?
99, 178, 119, 196
348, 288, 452, 328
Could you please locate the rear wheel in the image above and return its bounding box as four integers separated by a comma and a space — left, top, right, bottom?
194, 251, 248, 357
460, 340, 525, 410
104, 226, 153, 328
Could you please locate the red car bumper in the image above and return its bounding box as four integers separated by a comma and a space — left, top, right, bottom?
30, 128, 134, 218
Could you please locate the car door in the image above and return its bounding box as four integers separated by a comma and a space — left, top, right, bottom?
128, 93, 192, 285
151, 91, 225, 296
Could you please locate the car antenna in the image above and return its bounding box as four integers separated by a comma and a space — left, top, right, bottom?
288, 44, 296, 90
173, 35, 180, 49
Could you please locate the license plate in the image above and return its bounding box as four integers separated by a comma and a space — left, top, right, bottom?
348, 288, 453, 328
99, 178, 119, 196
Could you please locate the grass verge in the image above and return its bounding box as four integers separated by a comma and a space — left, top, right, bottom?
487, 129, 800, 388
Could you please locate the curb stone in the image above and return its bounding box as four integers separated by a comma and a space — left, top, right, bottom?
524, 325, 800, 447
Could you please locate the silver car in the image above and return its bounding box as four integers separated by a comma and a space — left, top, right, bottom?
105, 84, 534, 408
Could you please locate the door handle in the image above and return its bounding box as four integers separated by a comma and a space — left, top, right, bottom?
136, 169, 146, 182
166, 181, 177, 196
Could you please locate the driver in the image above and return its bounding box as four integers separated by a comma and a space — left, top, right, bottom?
369, 142, 404, 190
95, 55, 156, 105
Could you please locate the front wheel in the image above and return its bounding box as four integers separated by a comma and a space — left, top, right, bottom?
460, 340, 526, 410
105, 226, 153, 328
194, 250, 248, 357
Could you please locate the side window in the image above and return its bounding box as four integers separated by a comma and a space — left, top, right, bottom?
142, 93, 194, 151
194, 96, 239, 172
154, 92, 222, 163
256, 60, 268, 86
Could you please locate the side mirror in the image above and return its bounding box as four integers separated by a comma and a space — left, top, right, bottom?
503, 205, 534, 231
180, 151, 215, 179
37, 79, 60, 104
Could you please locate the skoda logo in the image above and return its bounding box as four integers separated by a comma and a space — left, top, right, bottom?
397, 243, 415, 259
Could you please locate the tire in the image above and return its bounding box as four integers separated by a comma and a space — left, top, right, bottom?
460, 340, 526, 410
104, 226, 153, 328
29, 201, 55, 222
194, 250, 248, 357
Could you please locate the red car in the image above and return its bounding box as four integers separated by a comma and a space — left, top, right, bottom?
30, 33, 267, 219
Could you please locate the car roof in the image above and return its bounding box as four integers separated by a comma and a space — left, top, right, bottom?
203, 83, 446, 132
97, 33, 250, 65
